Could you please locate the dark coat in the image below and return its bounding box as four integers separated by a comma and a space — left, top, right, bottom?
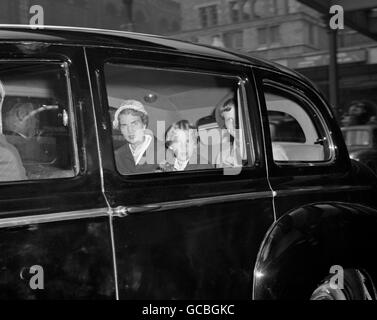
115, 136, 166, 174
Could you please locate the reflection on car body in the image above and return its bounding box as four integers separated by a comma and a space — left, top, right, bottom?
0, 25, 377, 300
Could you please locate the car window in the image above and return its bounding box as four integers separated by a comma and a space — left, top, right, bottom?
0, 62, 78, 182
264, 85, 331, 162
104, 63, 251, 175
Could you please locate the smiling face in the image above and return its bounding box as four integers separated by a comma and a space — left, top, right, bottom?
119, 112, 146, 147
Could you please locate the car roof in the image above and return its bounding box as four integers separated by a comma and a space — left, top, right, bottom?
0, 24, 312, 85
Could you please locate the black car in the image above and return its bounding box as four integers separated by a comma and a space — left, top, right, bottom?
0, 25, 377, 300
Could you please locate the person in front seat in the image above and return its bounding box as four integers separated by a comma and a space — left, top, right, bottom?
0, 82, 27, 181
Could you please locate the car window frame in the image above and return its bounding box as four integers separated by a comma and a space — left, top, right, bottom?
253, 67, 350, 176
263, 79, 335, 165
0, 58, 81, 185
90, 49, 266, 185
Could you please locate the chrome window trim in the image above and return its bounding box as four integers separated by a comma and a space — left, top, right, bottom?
62, 61, 80, 176
113, 190, 273, 217
0, 207, 108, 229
250, 67, 277, 221
274, 185, 372, 198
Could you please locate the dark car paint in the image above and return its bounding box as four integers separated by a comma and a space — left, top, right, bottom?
0, 42, 115, 299
0, 26, 376, 299
84, 46, 276, 298
254, 201, 377, 299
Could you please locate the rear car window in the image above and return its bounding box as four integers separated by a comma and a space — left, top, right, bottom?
264, 86, 332, 163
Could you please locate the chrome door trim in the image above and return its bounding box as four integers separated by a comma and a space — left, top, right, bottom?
112, 190, 273, 218
0, 207, 109, 229
274, 185, 372, 198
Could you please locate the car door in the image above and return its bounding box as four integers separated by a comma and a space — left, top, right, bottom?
253, 67, 377, 217
86, 47, 275, 299
0, 43, 115, 299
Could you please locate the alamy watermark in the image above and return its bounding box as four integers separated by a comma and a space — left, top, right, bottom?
329, 264, 344, 289
329, 5, 344, 30
20, 265, 44, 290
29, 5, 44, 29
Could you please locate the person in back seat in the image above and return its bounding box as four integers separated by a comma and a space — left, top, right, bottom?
113, 99, 165, 174
158, 120, 213, 172
214, 98, 245, 168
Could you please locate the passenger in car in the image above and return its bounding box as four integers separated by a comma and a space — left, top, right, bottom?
0, 134, 27, 181
214, 98, 245, 168
113, 99, 165, 174
2, 102, 45, 166
0, 83, 27, 181
158, 120, 213, 172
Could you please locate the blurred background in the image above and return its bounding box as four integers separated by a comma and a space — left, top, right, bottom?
2, 0, 377, 126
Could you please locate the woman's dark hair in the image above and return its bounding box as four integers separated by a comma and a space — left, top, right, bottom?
219, 98, 235, 119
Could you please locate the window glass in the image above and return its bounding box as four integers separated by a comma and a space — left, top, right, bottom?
264, 87, 331, 162
0, 62, 78, 182
104, 64, 250, 175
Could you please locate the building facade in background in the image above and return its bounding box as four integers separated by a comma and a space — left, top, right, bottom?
172, 0, 377, 118
0, 0, 181, 35
1, 0, 377, 118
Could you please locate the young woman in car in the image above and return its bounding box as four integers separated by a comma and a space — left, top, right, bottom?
113, 99, 165, 174
159, 120, 212, 172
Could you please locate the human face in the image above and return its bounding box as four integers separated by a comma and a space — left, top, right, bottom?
222, 105, 236, 137
169, 129, 195, 162
16, 104, 39, 137
119, 113, 146, 147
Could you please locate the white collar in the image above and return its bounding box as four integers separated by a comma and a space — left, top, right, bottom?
174, 158, 190, 171
129, 134, 152, 165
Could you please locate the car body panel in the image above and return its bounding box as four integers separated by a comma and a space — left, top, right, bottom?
0, 43, 115, 299
85, 46, 275, 299
254, 202, 377, 299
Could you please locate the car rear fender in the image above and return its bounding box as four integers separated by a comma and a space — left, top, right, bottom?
252, 202, 377, 299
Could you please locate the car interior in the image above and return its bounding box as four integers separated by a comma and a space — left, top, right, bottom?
105, 63, 248, 172
0, 62, 77, 180
265, 92, 329, 162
